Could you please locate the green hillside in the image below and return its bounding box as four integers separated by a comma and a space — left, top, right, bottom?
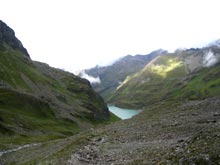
109, 47, 220, 108
0, 20, 110, 147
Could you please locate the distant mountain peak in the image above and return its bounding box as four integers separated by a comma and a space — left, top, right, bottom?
0, 20, 30, 58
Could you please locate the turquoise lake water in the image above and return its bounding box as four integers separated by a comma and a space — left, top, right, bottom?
108, 105, 142, 120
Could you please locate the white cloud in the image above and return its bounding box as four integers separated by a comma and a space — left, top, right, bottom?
80, 71, 101, 84
203, 51, 218, 67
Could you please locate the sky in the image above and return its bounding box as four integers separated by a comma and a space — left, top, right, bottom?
1, 0, 220, 72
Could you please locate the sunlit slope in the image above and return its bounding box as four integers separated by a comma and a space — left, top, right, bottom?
84, 49, 167, 100
109, 47, 220, 108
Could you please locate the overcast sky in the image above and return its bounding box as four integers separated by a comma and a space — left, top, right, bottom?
1, 0, 220, 72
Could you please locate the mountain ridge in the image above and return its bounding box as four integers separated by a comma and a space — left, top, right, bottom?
82, 49, 167, 100
108, 45, 220, 108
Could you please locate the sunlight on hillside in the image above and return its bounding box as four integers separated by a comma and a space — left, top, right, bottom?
116, 75, 133, 90
116, 58, 183, 91
151, 59, 183, 78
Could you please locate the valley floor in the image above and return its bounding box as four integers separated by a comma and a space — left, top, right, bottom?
1, 97, 220, 164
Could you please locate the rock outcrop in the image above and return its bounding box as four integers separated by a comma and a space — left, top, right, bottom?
0, 20, 29, 57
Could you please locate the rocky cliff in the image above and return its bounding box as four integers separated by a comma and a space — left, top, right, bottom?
0, 20, 29, 57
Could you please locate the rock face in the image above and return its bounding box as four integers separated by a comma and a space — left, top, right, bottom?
180, 47, 220, 73
0, 20, 29, 57
0, 20, 109, 140
83, 49, 167, 100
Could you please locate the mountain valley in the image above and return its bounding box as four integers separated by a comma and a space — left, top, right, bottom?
0, 20, 115, 155
0, 20, 220, 164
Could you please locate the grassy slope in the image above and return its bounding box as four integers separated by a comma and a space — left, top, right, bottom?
0, 49, 111, 149
0, 88, 78, 146
172, 65, 220, 100
109, 51, 220, 109
108, 54, 186, 108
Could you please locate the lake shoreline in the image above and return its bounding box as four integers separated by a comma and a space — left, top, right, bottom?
108, 105, 142, 120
